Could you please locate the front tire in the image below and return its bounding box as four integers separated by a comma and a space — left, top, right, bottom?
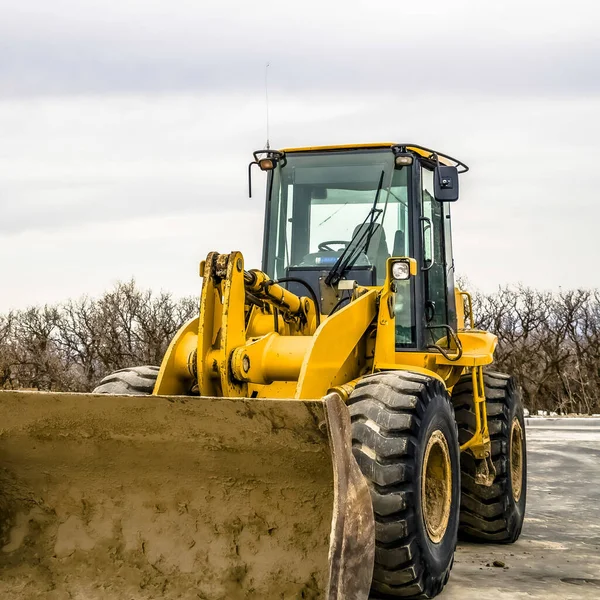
452, 371, 527, 542
92, 365, 159, 395
348, 371, 460, 598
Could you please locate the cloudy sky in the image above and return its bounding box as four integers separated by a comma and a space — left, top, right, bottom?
1, 0, 598, 311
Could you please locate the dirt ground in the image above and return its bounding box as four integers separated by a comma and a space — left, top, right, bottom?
444, 418, 600, 600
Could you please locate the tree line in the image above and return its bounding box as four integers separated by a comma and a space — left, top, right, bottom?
1, 281, 599, 414
470, 285, 600, 415
0, 281, 197, 393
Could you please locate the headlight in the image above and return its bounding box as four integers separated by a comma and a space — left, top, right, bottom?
395, 155, 413, 166
392, 260, 411, 280
258, 158, 275, 171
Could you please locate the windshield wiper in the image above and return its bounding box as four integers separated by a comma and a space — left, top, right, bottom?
325, 170, 386, 287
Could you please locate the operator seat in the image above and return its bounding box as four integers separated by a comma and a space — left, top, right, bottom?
393, 230, 406, 257
352, 223, 390, 284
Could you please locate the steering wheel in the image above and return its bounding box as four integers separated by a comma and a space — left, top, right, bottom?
318, 240, 350, 252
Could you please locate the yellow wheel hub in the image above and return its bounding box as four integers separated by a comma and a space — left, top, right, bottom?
422, 430, 452, 543
510, 418, 524, 502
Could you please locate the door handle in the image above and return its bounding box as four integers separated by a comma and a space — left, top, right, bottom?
419, 216, 434, 271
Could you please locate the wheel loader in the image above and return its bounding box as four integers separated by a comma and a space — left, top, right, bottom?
0, 143, 526, 600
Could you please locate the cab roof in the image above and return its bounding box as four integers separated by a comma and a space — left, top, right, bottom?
279, 143, 467, 171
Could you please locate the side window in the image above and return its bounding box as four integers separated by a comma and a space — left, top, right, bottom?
393, 187, 415, 348
421, 168, 448, 336
395, 279, 415, 347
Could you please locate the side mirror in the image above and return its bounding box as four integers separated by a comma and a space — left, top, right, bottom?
434, 165, 459, 202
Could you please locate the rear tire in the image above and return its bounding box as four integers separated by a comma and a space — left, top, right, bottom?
92, 365, 159, 395
451, 371, 527, 542
348, 371, 460, 599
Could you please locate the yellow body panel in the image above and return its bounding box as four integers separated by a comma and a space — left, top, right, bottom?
153, 316, 198, 395
295, 289, 377, 399
436, 330, 497, 367
282, 142, 398, 152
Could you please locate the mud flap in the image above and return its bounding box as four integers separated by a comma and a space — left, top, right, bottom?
0, 390, 373, 600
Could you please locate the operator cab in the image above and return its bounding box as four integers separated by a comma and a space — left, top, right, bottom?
252, 143, 467, 351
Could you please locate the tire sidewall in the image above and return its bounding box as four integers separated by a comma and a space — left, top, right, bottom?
504, 380, 527, 540
414, 388, 461, 587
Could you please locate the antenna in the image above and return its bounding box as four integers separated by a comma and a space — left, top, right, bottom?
264, 62, 270, 150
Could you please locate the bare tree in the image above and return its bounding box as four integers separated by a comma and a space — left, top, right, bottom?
469, 285, 600, 414
0, 281, 197, 392
2, 280, 600, 413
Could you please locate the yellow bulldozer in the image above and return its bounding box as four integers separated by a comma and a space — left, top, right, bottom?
0, 143, 526, 600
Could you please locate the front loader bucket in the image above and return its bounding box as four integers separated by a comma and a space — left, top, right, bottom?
0, 391, 373, 600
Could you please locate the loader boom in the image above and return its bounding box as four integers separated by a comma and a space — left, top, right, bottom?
154, 250, 379, 400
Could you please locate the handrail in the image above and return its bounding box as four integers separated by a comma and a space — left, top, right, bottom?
420, 217, 434, 271
426, 324, 463, 362
460, 290, 475, 329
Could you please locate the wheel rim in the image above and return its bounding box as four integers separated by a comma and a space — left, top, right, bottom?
510, 418, 524, 502
422, 429, 452, 543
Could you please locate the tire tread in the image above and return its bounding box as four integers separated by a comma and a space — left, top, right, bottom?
350, 371, 458, 598
451, 370, 526, 543
93, 365, 159, 395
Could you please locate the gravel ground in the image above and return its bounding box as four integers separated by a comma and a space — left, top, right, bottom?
444, 418, 600, 599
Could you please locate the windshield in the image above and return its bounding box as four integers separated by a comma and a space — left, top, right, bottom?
264, 150, 410, 285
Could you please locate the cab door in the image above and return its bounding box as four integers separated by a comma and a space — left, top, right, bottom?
420, 167, 458, 347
